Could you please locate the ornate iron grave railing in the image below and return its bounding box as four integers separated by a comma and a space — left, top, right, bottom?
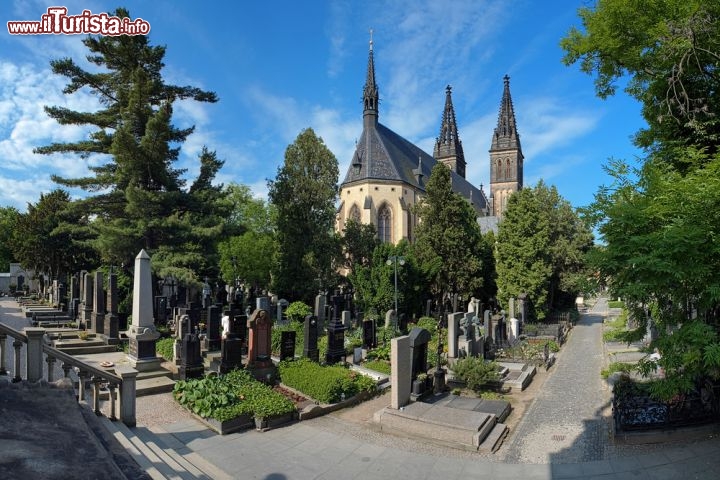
613, 379, 720, 432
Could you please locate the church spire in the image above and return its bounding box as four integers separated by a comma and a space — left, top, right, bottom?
489, 75, 524, 218
363, 30, 379, 128
491, 75, 521, 150
433, 85, 466, 178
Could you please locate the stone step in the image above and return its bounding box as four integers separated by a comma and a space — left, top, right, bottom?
477, 422, 509, 453
136, 376, 176, 397
100, 416, 231, 480
148, 425, 234, 480
100, 417, 171, 479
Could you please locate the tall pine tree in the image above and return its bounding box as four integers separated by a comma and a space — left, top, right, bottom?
34, 8, 225, 285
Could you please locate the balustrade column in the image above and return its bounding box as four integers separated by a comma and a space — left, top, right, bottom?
91, 376, 102, 415
77, 370, 88, 402
46, 356, 57, 382
62, 362, 71, 378
25, 328, 45, 382
0, 333, 7, 375
108, 383, 118, 421
115, 365, 138, 427
12, 339, 22, 382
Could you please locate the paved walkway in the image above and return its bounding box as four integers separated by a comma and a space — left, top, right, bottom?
501, 298, 608, 463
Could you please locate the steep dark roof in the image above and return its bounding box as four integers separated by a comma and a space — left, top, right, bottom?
341, 122, 488, 213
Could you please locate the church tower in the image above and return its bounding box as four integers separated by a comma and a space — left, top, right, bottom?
489, 75, 523, 218
433, 85, 466, 178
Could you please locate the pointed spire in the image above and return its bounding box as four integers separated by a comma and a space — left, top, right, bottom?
433, 85, 466, 178
363, 29, 379, 128
491, 75, 521, 150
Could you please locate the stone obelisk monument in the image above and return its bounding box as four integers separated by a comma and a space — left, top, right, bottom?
126, 249, 161, 371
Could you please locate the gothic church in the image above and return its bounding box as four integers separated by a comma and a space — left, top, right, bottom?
336, 40, 524, 242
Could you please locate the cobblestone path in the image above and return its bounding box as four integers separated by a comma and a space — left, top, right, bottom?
501, 298, 610, 464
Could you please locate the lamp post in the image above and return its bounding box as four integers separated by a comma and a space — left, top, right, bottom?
386, 255, 405, 334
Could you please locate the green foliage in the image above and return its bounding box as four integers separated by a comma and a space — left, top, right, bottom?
362, 359, 391, 375
607, 301, 624, 309
271, 320, 304, 356
0, 207, 19, 271
173, 369, 295, 421
156, 337, 175, 362
496, 182, 592, 320
268, 128, 340, 303
451, 358, 500, 392
365, 343, 390, 362
412, 164, 493, 309
561, 0, 720, 157
340, 220, 380, 275
278, 358, 376, 404
285, 301, 312, 323
11, 190, 98, 279
218, 231, 276, 290
601, 362, 635, 379
34, 10, 224, 287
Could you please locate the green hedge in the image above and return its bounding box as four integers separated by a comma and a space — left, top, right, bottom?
278, 358, 376, 403
173, 369, 295, 421
156, 337, 175, 362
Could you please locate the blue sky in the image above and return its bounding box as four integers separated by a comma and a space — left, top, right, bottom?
0, 0, 646, 213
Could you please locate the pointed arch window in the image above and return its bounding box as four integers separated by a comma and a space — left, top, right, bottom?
505, 158, 512, 181
496, 159, 503, 181
349, 204, 361, 223
378, 205, 392, 243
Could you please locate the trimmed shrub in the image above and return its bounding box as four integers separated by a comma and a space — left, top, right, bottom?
278, 358, 376, 403
156, 337, 175, 362
452, 357, 500, 391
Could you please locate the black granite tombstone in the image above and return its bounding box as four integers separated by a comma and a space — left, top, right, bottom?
303, 314, 319, 362
280, 330, 296, 361
398, 313, 408, 332
220, 334, 243, 374
362, 319, 376, 349
325, 294, 346, 364
179, 333, 204, 380
205, 304, 222, 351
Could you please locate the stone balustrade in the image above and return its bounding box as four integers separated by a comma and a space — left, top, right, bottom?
0, 322, 137, 426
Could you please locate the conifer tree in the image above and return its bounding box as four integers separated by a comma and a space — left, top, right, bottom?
34, 8, 224, 285
268, 128, 339, 302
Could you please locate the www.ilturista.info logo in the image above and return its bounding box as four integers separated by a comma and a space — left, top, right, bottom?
7, 7, 150, 36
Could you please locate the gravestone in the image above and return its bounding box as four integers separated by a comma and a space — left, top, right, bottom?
219, 331, 243, 374
385, 309, 395, 329
82, 272, 93, 330
314, 293, 326, 330
518, 293, 527, 323
484, 310, 492, 342
325, 294, 346, 364
155, 296, 168, 324
362, 319, 376, 349
277, 298, 289, 324
204, 304, 222, 351
509, 318, 519, 342
398, 313, 408, 332
409, 327, 431, 379
92, 270, 105, 335
509, 297, 515, 320
280, 330, 296, 361
341, 310, 352, 329
126, 250, 161, 371
256, 296, 270, 312
69, 274, 79, 303
447, 311, 464, 359
106, 271, 119, 344
179, 332, 204, 380
232, 314, 248, 352
390, 335, 411, 409
247, 309, 272, 366
174, 314, 191, 366
303, 314, 319, 362
57, 283, 67, 311
425, 299, 433, 318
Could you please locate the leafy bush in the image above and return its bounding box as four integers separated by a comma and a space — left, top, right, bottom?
173, 369, 295, 420
156, 337, 175, 362
271, 320, 304, 355
285, 301, 312, 322
278, 358, 376, 403
366, 343, 390, 361
451, 357, 500, 391
415, 317, 438, 335
608, 300, 625, 309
